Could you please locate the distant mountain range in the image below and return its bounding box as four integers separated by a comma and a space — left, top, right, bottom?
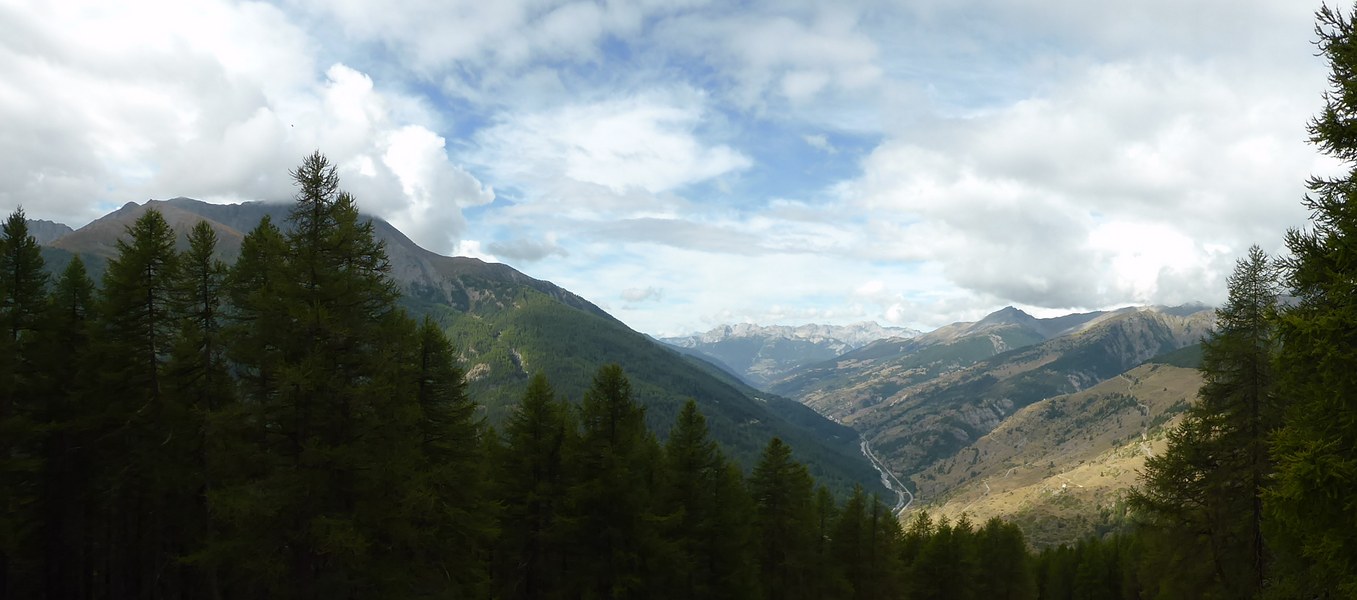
660, 322, 920, 388
36, 197, 882, 496
755, 303, 1213, 543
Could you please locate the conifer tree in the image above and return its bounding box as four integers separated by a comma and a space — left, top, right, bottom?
909, 515, 981, 600
566, 364, 662, 598
165, 220, 234, 597
212, 152, 424, 598
32, 256, 96, 600
401, 316, 491, 596
495, 373, 574, 600
1130, 245, 1279, 597
0, 208, 49, 598
658, 399, 758, 600
811, 485, 847, 600
168, 221, 232, 414
223, 214, 288, 402
1267, 6, 1357, 596
749, 437, 817, 600
974, 517, 1035, 600
93, 207, 194, 598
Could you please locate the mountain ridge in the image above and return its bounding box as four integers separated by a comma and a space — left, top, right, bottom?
659, 321, 920, 389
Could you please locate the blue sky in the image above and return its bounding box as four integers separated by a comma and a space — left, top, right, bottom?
0, 0, 1335, 335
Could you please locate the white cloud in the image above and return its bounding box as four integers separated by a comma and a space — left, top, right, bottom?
472, 92, 750, 216
622, 286, 665, 303
802, 134, 837, 154
486, 235, 567, 264
655, 5, 882, 109
832, 52, 1321, 311
0, 2, 492, 256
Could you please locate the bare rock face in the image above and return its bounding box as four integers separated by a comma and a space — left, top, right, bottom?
26, 219, 74, 245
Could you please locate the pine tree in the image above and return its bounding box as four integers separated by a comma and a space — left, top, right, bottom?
495, 373, 574, 600
748, 437, 817, 600
401, 317, 490, 596
1130, 246, 1279, 597
0, 208, 49, 598
212, 151, 424, 598
91, 207, 198, 598
658, 399, 757, 600
31, 256, 96, 600
1267, 6, 1357, 596
565, 364, 662, 599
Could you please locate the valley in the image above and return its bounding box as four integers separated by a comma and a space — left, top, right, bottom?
668, 305, 1212, 545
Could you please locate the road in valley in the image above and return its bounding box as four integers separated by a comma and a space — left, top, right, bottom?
860, 436, 914, 516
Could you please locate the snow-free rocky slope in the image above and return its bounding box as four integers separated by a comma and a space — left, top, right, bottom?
771, 305, 1212, 508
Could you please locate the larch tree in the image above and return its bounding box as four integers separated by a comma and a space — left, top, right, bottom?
1267, 5, 1357, 597
1130, 245, 1279, 597
566, 364, 664, 599
0, 208, 49, 599
495, 372, 574, 600
32, 256, 96, 600
658, 399, 758, 600
93, 207, 194, 599
212, 151, 426, 598
165, 220, 234, 599
748, 437, 817, 600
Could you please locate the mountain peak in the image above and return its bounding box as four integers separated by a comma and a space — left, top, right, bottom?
977, 306, 1036, 326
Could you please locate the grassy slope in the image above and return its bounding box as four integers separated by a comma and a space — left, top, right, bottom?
915, 360, 1203, 547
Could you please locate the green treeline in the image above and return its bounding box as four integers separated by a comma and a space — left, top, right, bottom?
0, 153, 1040, 599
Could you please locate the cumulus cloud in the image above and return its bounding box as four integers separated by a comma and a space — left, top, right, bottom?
655, 4, 882, 110
833, 52, 1321, 311
0, 0, 493, 256
471, 92, 750, 218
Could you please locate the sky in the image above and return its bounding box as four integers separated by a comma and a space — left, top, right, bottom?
0, 0, 1338, 336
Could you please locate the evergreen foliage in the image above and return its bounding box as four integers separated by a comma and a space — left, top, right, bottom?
494, 373, 573, 600
1266, 5, 1357, 596
1129, 246, 1279, 597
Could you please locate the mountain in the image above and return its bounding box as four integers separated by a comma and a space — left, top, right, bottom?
918, 355, 1203, 547
864, 306, 1210, 475
660, 322, 920, 388
770, 306, 1084, 415
27, 219, 73, 244
38, 197, 881, 495
769, 305, 1211, 502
